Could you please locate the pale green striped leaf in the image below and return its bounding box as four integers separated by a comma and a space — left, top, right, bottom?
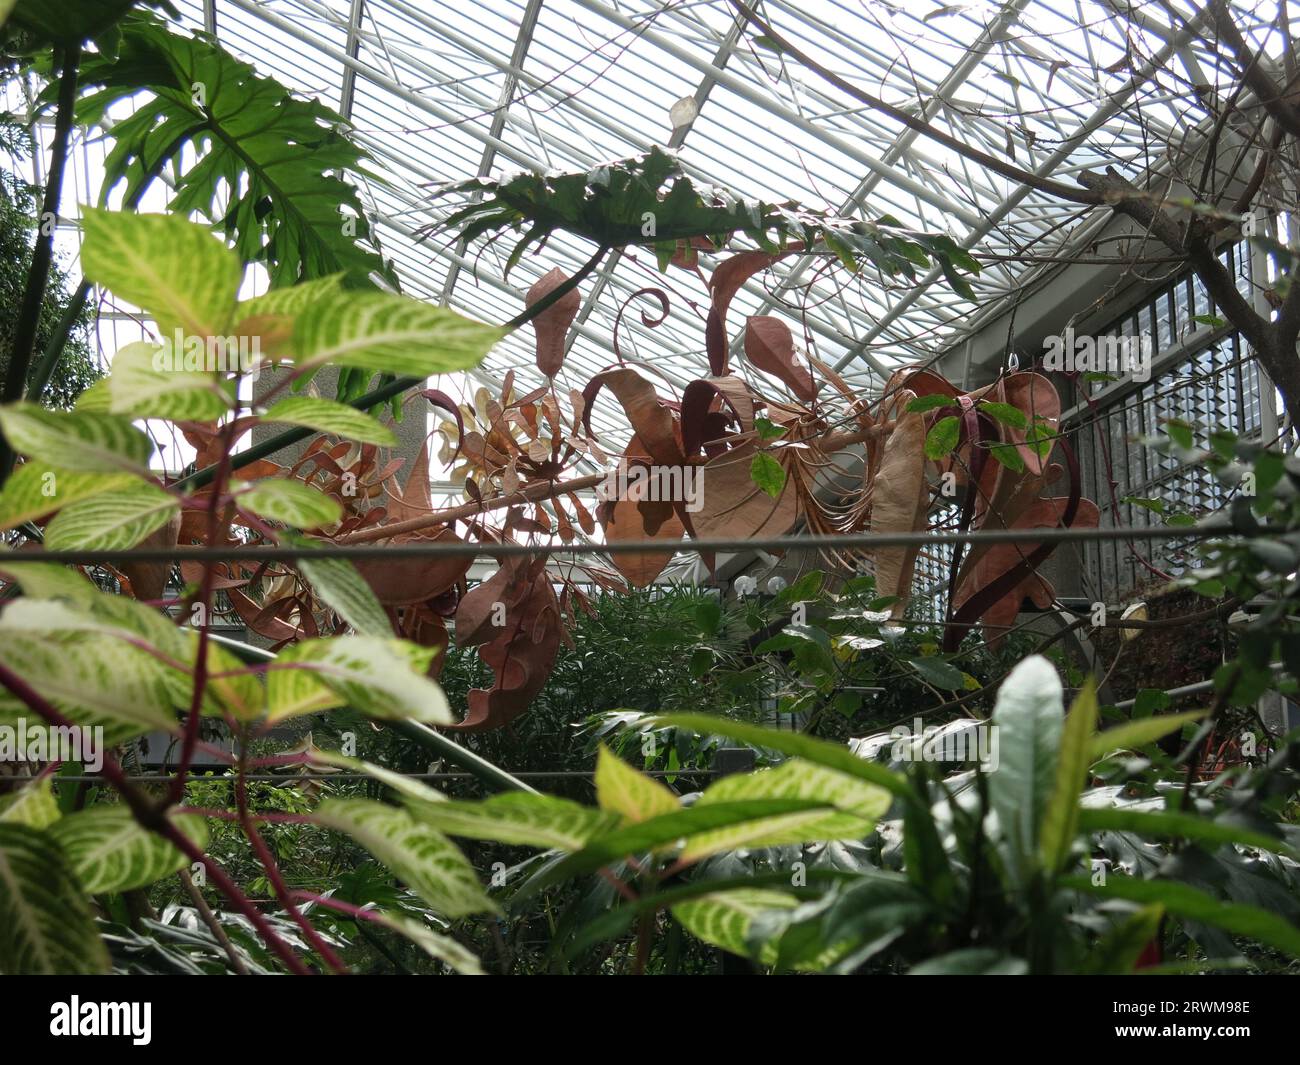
0, 632, 175, 737
261, 395, 396, 445
80, 208, 241, 338
0, 779, 60, 829
107, 340, 234, 421
312, 751, 448, 808
73, 378, 112, 412
45, 480, 179, 551
291, 291, 504, 376
234, 273, 345, 328
407, 793, 620, 851
314, 798, 496, 918
0, 403, 153, 473
671, 889, 800, 966
0, 824, 109, 974
595, 745, 679, 823
681, 758, 891, 860
296, 553, 392, 635
236, 478, 341, 529
0, 462, 133, 532
370, 912, 484, 975
266, 636, 450, 723
50, 806, 207, 895
0, 557, 100, 602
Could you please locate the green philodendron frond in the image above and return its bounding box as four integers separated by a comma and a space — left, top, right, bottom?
63, 12, 395, 290
430, 145, 980, 292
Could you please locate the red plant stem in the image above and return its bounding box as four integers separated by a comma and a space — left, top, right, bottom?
169, 424, 238, 804
291, 891, 389, 925
234, 751, 350, 974
0, 658, 313, 975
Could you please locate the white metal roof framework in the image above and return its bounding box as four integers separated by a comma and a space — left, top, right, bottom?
135, 0, 1285, 437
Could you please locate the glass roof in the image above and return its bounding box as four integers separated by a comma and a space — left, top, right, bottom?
64, 1, 1296, 441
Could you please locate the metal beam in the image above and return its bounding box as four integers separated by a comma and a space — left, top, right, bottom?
441, 0, 547, 305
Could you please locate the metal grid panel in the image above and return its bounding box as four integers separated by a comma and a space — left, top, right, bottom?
78, 0, 1279, 456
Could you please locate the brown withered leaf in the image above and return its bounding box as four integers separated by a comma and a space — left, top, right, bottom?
867, 391, 929, 617
743, 316, 816, 401
527, 267, 581, 378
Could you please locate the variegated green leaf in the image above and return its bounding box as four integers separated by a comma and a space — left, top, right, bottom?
595, 745, 680, 823
50, 806, 208, 894
0, 632, 175, 737
107, 340, 234, 421
0, 823, 110, 974
407, 793, 620, 851
290, 291, 505, 376
44, 480, 179, 551
233, 273, 345, 330
0, 779, 60, 829
0, 595, 261, 722
296, 552, 392, 635
311, 751, 449, 808
261, 395, 396, 445
266, 636, 450, 723
0, 463, 133, 532
671, 889, 801, 966
0, 403, 153, 473
236, 478, 341, 529
314, 798, 496, 918
370, 912, 484, 975
0, 557, 101, 601
72, 378, 112, 412
80, 208, 241, 338
678, 758, 891, 859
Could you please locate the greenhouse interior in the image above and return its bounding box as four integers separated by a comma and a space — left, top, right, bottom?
2, 0, 1300, 1002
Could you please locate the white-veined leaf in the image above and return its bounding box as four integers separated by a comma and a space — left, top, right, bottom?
266, 636, 449, 723
107, 340, 233, 421
0, 462, 133, 532
0, 779, 60, 829
260, 395, 396, 445
0, 823, 110, 974
290, 291, 505, 376
80, 208, 241, 338
406, 792, 620, 851
50, 806, 208, 894
0, 403, 152, 473
295, 552, 392, 635
44, 479, 179, 551
313, 798, 496, 918
680, 758, 891, 860
594, 745, 680, 823
369, 912, 484, 975
671, 889, 801, 966
236, 478, 341, 529
0, 631, 175, 738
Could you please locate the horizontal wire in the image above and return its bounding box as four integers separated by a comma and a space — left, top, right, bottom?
45, 769, 722, 783
0, 522, 1243, 565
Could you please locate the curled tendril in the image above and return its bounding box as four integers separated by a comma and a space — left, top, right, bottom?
613, 286, 671, 366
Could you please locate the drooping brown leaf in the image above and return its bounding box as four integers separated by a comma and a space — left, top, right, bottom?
867, 391, 928, 617
353, 528, 473, 606
743, 316, 816, 401
689, 442, 799, 542
527, 267, 581, 378
581, 367, 684, 465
